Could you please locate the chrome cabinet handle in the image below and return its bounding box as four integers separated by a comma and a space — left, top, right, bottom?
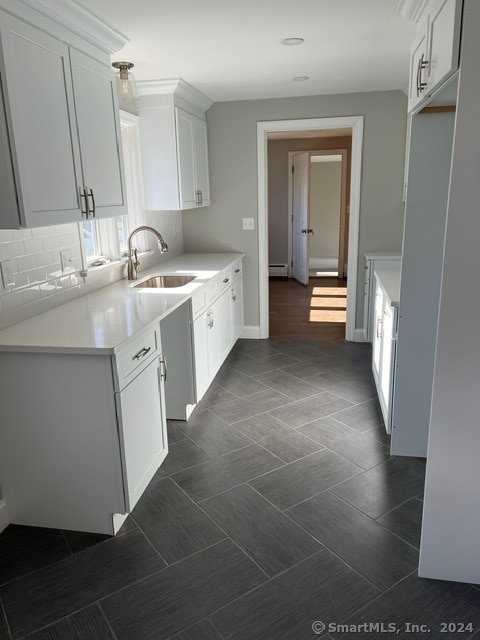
223, 278, 230, 283
160, 355, 167, 381
231, 289, 237, 302
87, 188, 96, 218
418, 54, 429, 95
376, 318, 383, 339
199, 190, 203, 206
234, 268, 241, 274
133, 346, 151, 361
416, 57, 421, 97
79, 187, 88, 217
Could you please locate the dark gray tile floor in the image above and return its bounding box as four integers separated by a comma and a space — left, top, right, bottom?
0, 338, 479, 640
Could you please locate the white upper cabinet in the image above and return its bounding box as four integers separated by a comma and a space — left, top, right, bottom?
425, 0, 463, 93
408, 18, 430, 112
69, 49, 126, 219
407, 0, 463, 112
0, 15, 83, 227
0, 8, 126, 228
138, 79, 212, 211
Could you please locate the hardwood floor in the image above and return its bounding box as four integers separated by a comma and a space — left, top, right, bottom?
269, 276, 347, 340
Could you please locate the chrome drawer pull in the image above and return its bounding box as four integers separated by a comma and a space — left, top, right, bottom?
133, 346, 151, 361
223, 278, 230, 283
234, 268, 241, 273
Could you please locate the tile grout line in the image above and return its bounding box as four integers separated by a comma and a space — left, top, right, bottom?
0, 594, 13, 640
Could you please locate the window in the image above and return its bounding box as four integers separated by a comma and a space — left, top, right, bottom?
80, 110, 147, 266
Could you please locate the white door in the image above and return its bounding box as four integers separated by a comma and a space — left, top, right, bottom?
69, 49, 126, 218
292, 152, 310, 285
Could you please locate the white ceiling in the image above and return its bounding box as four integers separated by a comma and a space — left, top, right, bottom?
77, 0, 417, 103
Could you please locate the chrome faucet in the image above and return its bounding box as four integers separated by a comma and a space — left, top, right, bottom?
127, 225, 168, 280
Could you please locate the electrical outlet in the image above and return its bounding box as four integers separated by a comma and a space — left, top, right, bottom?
243, 217, 255, 230
0, 260, 15, 288
60, 249, 74, 273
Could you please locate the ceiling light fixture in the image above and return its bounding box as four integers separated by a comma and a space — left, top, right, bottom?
112, 61, 138, 100
292, 76, 310, 82
281, 37, 304, 46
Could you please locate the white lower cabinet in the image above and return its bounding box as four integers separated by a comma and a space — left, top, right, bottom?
192, 260, 244, 403
371, 272, 399, 435
115, 355, 167, 512
0, 325, 167, 534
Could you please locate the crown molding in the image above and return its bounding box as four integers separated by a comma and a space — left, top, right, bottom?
136, 78, 213, 111
396, 0, 430, 23
12, 0, 129, 54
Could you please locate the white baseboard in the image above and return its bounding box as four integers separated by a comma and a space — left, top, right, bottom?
0, 499, 8, 533
355, 328, 368, 342
309, 257, 338, 269
241, 325, 261, 339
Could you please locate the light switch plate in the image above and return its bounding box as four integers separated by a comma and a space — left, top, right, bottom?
243, 217, 255, 230
0, 260, 15, 288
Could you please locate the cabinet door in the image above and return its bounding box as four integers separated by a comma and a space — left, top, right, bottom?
115, 356, 168, 511
231, 278, 244, 343
426, 0, 462, 94
207, 289, 232, 379
408, 20, 429, 112
193, 311, 210, 401
371, 280, 383, 385
379, 301, 395, 433
175, 108, 196, 209
193, 116, 210, 207
70, 49, 126, 219
0, 14, 83, 227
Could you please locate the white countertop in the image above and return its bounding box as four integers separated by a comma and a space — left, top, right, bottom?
0, 253, 243, 355
365, 252, 402, 261
374, 268, 401, 307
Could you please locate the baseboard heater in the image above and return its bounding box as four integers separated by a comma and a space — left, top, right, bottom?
269, 264, 288, 277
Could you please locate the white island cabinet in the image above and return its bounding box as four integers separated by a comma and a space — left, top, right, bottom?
0, 253, 244, 534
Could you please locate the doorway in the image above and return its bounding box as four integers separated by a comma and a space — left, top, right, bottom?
257, 116, 364, 341
288, 149, 349, 281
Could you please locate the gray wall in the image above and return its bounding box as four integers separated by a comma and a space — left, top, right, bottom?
267, 136, 351, 266
182, 90, 407, 330
310, 161, 342, 260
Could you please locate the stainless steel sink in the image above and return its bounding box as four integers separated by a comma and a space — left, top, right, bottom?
133, 275, 196, 288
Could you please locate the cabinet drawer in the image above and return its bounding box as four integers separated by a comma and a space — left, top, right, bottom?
219, 266, 233, 292
114, 327, 159, 391
232, 259, 242, 281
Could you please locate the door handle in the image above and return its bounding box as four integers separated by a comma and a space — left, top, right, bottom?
160, 355, 167, 381
301, 229, 307, 234
307, 228, 314, 235
80, 187, 88, 217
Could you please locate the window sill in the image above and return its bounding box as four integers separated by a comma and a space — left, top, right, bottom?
80, 251, 154, 278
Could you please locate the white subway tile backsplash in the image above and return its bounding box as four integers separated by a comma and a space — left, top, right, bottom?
4, 241, 25, 259
35, 251, 53, 268
39, 282, 57, 298
0, 230, 13, 243
16, 255, 37, 273
24, 238, 44, 255
14, 273, 29, 289
12, 229, 32, 241
49, 291, 66, 308
31, 227, 50, 238
21, 287, 41, 304
28, 267, 47, 285
42, 235, 59, 252
2, 291, 24, 311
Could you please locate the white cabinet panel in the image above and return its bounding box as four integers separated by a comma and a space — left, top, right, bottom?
193, 116, 211, 206
426, 0, 462, 94
194, 310, 210, 401
231, 278, 244, 342
70, 49, 125, 218
408, 21, 429, 112
115, 356, 167, 511
176, 107, 197, 209
0, 14, 82, 226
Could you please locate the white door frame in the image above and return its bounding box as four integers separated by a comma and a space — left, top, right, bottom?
257, 116, 364, 341
287, 148, 349, 278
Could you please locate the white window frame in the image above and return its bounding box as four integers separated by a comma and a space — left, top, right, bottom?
79, 110, 147, 269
